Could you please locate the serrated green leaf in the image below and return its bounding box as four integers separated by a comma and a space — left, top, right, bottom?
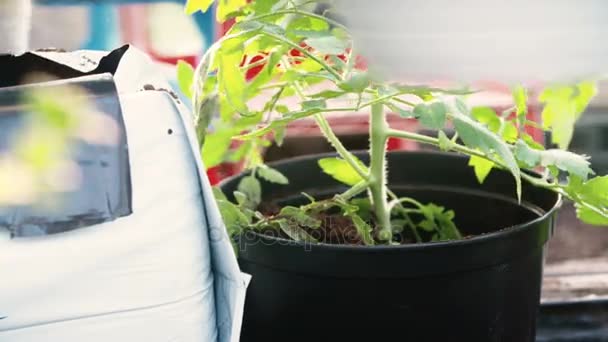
293, 30, 333, 39
279, 206, 321, 229
277, 219, 318, 242
521, 132, 544, 150
195, 93, 218, 147
539, 82, 597, 149
387, 103, 414, 118
216, 0, 247, 22
338, 72, 370, 93
202, 128, 233, 168
233, 191, 247, 206
502, 121, 518, 143
304, 35, 348, 55
257, 166, 289, 184
468, 155, 494, 183
514, 139, 592, 179
318, 157, 366, 186
418, 203, 461, 240
217, 50, 248, 116
351, 214, 375, 245
574, 81, 598, 118
454, 114, 521, 199
577, 206, 608, 225
274, 125, 286, 146
350, 197, 373, 221
569, 175, 608, 225
438, 131, 451, 151
310, 90, 345, 99
216, 199, 250, 236
471, 107, 500, 132
237, 176, 262, 209
540, 150, 592, 180
176, 60, 194, 99
512, 85, 528, 126
514, 140, 541, 168
302, 99, 326, 110
414, 102, 447, 130
185, 0, 214, 14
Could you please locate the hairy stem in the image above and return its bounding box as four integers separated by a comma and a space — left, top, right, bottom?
386, 128, 560, 191
314, 113, 369, 179
370, 102, 392, 241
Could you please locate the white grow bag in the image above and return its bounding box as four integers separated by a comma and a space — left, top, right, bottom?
0, 46, 249, 342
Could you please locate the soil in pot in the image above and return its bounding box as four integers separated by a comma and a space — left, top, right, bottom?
221, 151, 560, 342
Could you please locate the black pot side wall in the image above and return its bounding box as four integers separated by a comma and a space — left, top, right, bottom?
220, 151, 560, 342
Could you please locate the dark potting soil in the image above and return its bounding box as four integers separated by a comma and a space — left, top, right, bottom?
259, 201, 434, 245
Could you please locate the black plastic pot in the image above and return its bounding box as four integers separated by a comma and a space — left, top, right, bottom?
220, 151, 561, 341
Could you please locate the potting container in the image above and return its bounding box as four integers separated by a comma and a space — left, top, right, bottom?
220, 151, 561, 341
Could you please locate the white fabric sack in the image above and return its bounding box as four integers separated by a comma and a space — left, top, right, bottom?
0, 47, 249, 342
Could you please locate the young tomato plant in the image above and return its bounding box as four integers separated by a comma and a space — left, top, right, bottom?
181, 0, 608, 245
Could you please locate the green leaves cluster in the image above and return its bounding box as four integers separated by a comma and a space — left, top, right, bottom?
185, 0, 608, 248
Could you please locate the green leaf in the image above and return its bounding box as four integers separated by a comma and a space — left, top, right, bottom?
521, 132, 545, 150
237, 176, 262, 209
414, 102, 447, 130
318, 157, 366, 186
514, 140, 541, 168
387, 103, 414, 118
257, 166, 289, 184
228, 141, 252, 163
304, 35, 348, 55
351, 214, 375, 245
277, 219, 318, 243
569, 176, 608, 225
350, 197, 373, 222
301, 99, 326, 110
212, 186, 228, 202
217, 48, 248, 117
577, 206, 608, 225
338, 72, 370, 93
195, 93, 218, 147
279, 206, 321, 229
176, 60, 194, 99
310, 90, 345, 100
540, 150, 592, 180
233, 191, 247, 206
539, 82, 597, 149
418, 203, 461, 240
512, 85, 528, 126
574, 81, 598, 118
468, 155, 494, 183
471, 107, 500, 132
274, 125, 286, 146
216, 199, 250, 236
201, 128, 233, 168
454, 98, 469, 116
185, 0, 214, 14
514, 140, 592, 179
216, 0, 247, 22
454, 114, 521, 199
